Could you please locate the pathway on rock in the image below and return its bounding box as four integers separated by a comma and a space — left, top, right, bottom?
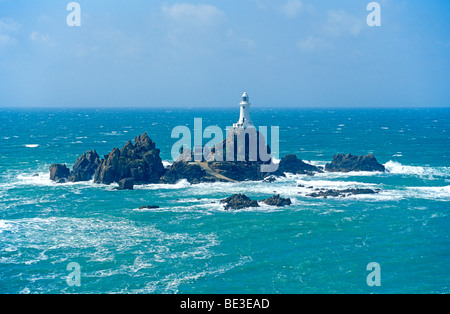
192, 162, 237, 183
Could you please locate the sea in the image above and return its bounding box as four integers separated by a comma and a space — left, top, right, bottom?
0, 107, 449, 294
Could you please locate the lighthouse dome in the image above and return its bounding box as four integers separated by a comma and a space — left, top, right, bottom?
242, 92, 249, 102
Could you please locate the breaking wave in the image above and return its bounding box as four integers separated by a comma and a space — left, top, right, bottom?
385, 161, 450, 177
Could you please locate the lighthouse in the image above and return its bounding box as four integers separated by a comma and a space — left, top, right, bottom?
233, 92, 254, 129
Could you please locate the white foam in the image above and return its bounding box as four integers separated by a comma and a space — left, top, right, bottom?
0, 217, 220, 270
15, 172, 54, 186
272, 157, 281, 164
143, 255, 252, 294
385, 161, 450, 177
406, 185, 450, 201
25, 144, 39, 148
135, 179, 191, 190
0, 220, 14, 233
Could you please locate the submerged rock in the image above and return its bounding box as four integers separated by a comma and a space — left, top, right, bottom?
306, 188, 379, 198
261, 194, 292, 207
325, 154, 385, 173
49, 164, 70, 183
139, 205, 160, 210
94, 133, 165, 185
220, 194, 260, 210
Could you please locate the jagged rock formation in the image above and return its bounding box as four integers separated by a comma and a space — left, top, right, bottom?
276, 154, 321, 175
49, 164, 70, 183
69, 150, 100, 182
94, 133, 165, 185
220, 194, 260, 210
325, 153, 386, 172
261, 194, 292, 207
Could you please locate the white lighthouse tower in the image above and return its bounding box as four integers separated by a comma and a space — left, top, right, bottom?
233, 92, 254, 129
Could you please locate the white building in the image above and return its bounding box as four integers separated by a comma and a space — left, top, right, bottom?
233, 92, 254, 129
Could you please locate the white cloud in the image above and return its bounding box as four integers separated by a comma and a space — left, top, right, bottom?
0, 18, 21, 32
0, 18, 21, 47
161, 3, 229, 53
280, 0, 303, 19
297, 36, 333, 52
324, 10, 364, 37
30, 31, 50, 43
162, 3, 226, 27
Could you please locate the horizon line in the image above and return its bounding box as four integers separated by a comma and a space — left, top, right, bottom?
1, 105, 450, 110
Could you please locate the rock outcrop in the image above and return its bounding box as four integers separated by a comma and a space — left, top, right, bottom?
261, 194, 292, 207
139, 205, 160, 210
277, 154, 321, 175
220, 194, 260, 210
117, 178, 134, 190
171, 126, 277, 183
209, 127, 272, 164
207, 161, 267, 182
325, 154, 385, 173
160, 161, 219, 184
49, 164, 71, 183
69, 150, 100, 182
94, 133, 165, 185
306, 188, 379, 198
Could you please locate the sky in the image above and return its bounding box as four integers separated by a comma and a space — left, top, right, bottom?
0, 0, 449, 108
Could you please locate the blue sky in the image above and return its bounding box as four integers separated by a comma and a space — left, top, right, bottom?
0, 0, 449, 108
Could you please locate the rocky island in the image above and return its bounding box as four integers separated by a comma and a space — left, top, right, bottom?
48, 93, 387, 209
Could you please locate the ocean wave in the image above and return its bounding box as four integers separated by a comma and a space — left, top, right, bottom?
24, 144, 39, 148
0, 220, 14, 233
0, 217, 220, 267
405, 185, 450, 201
385, 161, 450, 177
139, 255, 252, 294
136, 179, 191, 190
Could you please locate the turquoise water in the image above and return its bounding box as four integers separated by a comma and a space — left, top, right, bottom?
0, 108, 449, 294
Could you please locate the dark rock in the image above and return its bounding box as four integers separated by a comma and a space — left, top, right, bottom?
117, 178, 134, 190
209, 127, 272, 163
94, 133, 165, 185
306, 188, 378, 198
49, 164, 70, 183
69, 150, 100, 182
325, 154, 385, 173
277, 154, 321, 175
220, 194, 259, 210
261, 194, 292, 207
169, 126, 279, 183
208, 161, 266, 182
160, 161, 218, 184
139, 205, 160, 210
